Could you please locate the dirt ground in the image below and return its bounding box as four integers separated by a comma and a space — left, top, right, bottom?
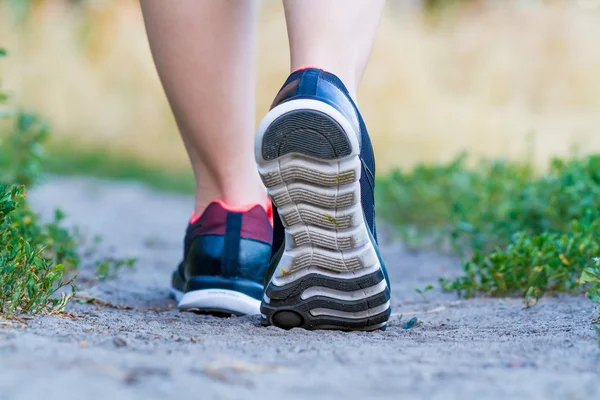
1, 177, 599, 400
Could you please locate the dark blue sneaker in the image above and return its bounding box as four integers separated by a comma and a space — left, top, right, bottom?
255, 67, 391, 330
171, 200, 273, 316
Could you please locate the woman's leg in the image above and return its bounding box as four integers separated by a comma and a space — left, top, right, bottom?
257, 1, 389, 330
141, 0, 273, 317
283, 0, 386, 98
140, 0, 265, 214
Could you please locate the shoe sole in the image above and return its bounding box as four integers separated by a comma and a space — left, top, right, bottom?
171, 288, 261, 316
255, 99, 391, 331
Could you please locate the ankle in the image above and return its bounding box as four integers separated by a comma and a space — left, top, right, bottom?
193, 188, 267, 217
290, 62, 358, 99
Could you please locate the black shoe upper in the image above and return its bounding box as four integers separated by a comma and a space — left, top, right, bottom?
172, 201, 273, 300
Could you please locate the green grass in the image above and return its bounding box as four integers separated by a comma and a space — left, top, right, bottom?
0, 183, 76, 317
378, 154, 600, 306
1, 49, 138, 318
45, 143, 195, 195
0, 111, 79, 317
1, 115, 143, 318
1, 47, 79, 317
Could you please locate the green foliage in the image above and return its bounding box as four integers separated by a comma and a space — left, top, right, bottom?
441, 220, 600, 305
0, 48, 78, 317
0, 113, 49, 186
379, 154, 600, 304
95, 257, 137, 281
0, 184, 75, 316
424, 0, 475, 12
0, 48, 137, 317
45, 143, 195, 195
415, 285, 434, 302
0, 115, 79, 317
580, 258, 600, 304
421, 0, 479, 22
377, 154, 536, 252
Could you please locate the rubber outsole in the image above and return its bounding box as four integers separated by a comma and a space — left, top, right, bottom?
262, 110, 352, 161
255, 99, 391, 331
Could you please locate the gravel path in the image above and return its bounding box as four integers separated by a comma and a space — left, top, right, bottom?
1, 177, 599, 400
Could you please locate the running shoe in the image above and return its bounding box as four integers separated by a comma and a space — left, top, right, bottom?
255, 67, 391, 330
171, 200, 273, 316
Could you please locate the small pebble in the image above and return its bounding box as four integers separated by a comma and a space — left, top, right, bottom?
403, 317, 419, 330
113, 336, 128, 348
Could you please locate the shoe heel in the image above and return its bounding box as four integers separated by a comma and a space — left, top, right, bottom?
256, 101, 391, 331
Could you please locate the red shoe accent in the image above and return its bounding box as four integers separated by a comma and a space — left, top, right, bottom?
265, 197, 274, 227
189, 200, 273, 244
213, 199, 265, 213
190, 199, 273, 225
190, 211, 202, 225
292, 65, 321, 73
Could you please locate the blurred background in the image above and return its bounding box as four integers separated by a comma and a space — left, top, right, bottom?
1, 0, 600, 175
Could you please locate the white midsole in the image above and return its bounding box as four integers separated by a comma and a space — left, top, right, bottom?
270, 264, 381, 287
310, 301, 391, 319
172, 288, 261, 316
300, 280, 388, 301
